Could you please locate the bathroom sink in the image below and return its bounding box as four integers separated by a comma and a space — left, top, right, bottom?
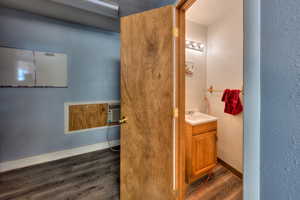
185, 112, 218, 126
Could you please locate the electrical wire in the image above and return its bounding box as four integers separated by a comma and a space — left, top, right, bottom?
106, 123, 120, 152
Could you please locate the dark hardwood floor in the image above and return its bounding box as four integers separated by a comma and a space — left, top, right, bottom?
186, 164, 243, 200
0, 149, 120, 200
0, 149, 241, 200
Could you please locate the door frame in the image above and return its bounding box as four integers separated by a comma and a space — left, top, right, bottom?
175, 1, 196, 200
175, 1, 261, 200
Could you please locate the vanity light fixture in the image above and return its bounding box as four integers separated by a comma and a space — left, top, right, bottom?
186, 40, 205, 53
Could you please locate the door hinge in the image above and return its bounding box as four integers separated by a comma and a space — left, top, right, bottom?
173, 108, 179, 118
173, 27, 179, 37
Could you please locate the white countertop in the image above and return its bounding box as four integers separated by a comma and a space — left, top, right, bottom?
185, 112, 218, 126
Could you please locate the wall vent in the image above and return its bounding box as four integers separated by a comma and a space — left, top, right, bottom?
64, 101, 120, 134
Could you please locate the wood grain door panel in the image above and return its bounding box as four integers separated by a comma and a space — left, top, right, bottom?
120, 5, 175, 200
192, 121, 217, 136
191, 131, 217, 178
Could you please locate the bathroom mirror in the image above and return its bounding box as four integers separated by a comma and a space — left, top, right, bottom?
0, 47, 67, 87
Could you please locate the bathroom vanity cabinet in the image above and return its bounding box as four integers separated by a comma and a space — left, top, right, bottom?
185, 121, 217, 184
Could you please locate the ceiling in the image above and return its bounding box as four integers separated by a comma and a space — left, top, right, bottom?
0, 0, 175, 32
186, 0, 240, 26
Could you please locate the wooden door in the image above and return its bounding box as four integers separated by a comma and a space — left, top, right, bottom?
191, 131, 217, 181
120, 5, 176, 200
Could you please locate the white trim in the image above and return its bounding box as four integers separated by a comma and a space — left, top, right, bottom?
66, 125, 120, 134
65, 100, 120, 106
64, 100, 120, 134
0, 140, 120, 173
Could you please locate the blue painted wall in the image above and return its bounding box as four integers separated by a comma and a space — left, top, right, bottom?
155, 0, 176, 7
261, 0, 300, 199
0, 8, 120, 162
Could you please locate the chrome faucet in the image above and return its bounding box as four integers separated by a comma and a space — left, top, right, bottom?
186, 110, 195, 116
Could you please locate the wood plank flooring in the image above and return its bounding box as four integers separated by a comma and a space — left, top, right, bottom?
0, 149, 241, 200
0, 149, 120, 200
186, 164, 243, 200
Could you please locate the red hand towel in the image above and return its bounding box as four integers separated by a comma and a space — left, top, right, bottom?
221, 89, 243, 115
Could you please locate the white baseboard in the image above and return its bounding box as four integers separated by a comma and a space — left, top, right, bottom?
0, 140, 120, 173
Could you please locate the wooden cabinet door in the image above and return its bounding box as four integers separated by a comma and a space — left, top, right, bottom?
191, 131, 217, 181
120, 5, 176, 200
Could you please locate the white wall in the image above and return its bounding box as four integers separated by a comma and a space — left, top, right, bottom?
186, 21, 207, 113
206, 1, 244, 172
